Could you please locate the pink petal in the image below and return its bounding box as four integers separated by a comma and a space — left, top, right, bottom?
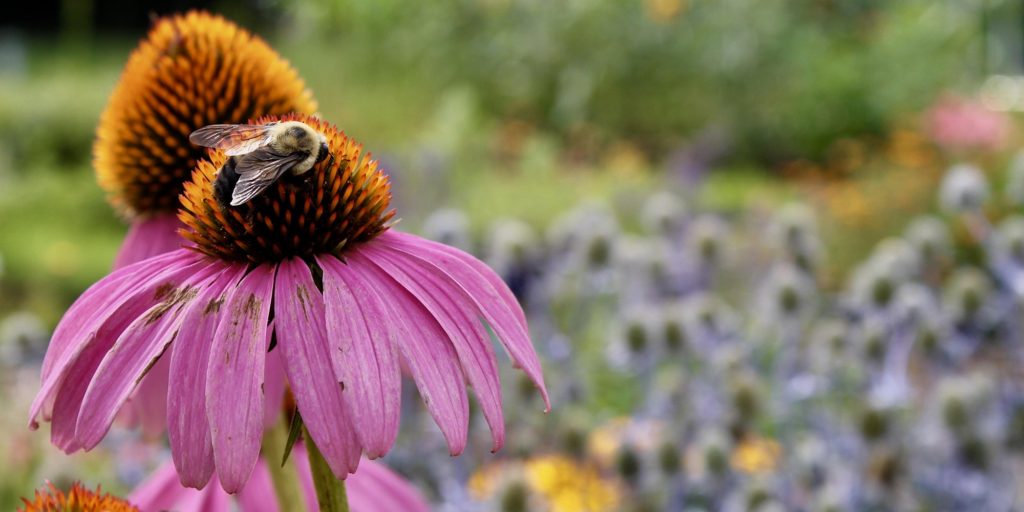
384, 231, 527, 327
168, 264, 246, 489
75, 262, 222, 450
127, 459, 195, 511
263, 323, 287, 430
128, 459, 230, 511
338, 254, 469, 455
48, 302, 143, 452
128, 351, 171, 438
318, 256, 402, 458
34, 249, 200, 428
44, 252, 207, 450
237, 458, 282, 512
207, 264, 276, 494
351, 247, 505, 452
273, 258, 360, 478
377, 231, 549, 410
291, 445, 321, 512
347, 457, 431, 512
113, 214, 186, 269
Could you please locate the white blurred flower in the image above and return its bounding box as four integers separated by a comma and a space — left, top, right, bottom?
768, 203, 822, 269
607, 309, 657, 370
904, 216, 952, 264
992, 215, 1024, 266
641, 191, 687, 235
758, 263, 817, 324
870, 238, 921, 280
0, 311, 46, 365
943, 267, 992, 323
849, 259, 899, 311
546, 202, 618, 258
485, 217, 539, 277
421, 208, 472, 252
686, 214, 731, 268
939, 164, 989, 213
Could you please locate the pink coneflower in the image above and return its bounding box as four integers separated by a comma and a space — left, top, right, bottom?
30, 114, 549, 493
129, 446, 430, 512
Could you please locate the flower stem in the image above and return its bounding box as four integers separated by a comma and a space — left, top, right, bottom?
263, 418, 304, 510
304, 426, 349, 512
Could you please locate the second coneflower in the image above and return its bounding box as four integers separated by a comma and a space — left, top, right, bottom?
95, 11, 317, 268
31, 114, 549, 493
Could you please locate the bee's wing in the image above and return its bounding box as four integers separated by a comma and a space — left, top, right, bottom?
229, 148, 306, 206
189, 124, 275, 156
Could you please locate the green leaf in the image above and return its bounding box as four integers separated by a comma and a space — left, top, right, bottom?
282, 410, 304, 467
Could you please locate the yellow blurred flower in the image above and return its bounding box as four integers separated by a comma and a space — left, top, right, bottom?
886, 129, 936, 169
469, 455, 620, 512
468, 460, 510, 500
645, 0, 688, 22
525, 455, 620, 512
731, 435, 782, 474
587, 417, 630, 467
604, 141, 649, 178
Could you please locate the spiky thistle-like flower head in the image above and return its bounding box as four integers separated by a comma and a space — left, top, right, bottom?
95, 11, 317, 217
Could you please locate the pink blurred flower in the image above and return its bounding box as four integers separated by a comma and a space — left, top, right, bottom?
129, 446, 429, 512
924, 94, 1011, 152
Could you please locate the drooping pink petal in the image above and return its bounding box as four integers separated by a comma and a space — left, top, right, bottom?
273, 258, 360, 478
43, 252, 208, 449
113, 214, 186, 269
128, 461, 231, 511
236, 457, 283, 512
126, 459, 191, 510
127, 350, 171, 438
263, 323, 287, 430
318, 255, 401, 458
375, 231, 549, 410
350, 248, 505, 452
75, 262, 222, 450
130, 447, 429, 512
207, 264, 275, 494
383, 230, 528, 326
34, 249, 200, 426
331, 254, 470, 456
177, 484, 232, 511
168, 264, 246, 489
346, 456, 431, 512
49, 301, 148, 452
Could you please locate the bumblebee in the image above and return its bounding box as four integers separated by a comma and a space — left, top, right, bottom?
190, 121, 330, 206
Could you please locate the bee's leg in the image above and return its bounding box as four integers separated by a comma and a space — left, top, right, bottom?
214, 157, 240, 207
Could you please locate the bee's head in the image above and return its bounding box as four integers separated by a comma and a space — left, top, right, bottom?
277, 121, 322, 154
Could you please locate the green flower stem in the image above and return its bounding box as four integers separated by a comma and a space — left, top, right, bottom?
305, 426, 349, 512
263, 418, 305, 510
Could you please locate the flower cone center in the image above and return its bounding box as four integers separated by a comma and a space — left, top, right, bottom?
179, 114, 394, 263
